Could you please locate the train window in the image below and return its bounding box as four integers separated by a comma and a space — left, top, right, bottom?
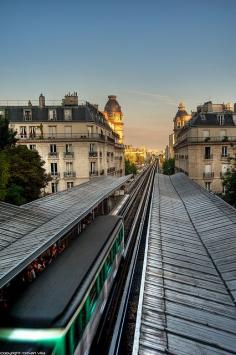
74, 314, 81, 344
78, 306, 87, 334
68, 324, 75, 354
96, 275, 101, 294
89, 283, 98, 315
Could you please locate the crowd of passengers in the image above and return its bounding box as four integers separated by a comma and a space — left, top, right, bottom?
0, 213, 94, 313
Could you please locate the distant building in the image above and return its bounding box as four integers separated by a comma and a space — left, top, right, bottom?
174, 101, 236, 192
125, 145, 147, 165
1, 92, 125, 194
104, 95, 124, 144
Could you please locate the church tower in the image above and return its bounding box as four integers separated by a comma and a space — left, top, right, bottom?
104, 95, 124, 144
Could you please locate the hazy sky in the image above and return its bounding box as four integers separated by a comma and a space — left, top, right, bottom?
0, 0, 236, 149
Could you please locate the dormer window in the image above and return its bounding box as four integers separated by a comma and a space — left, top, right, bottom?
64, 109, 72, 121
218, 114, 224, 125
23, 109, 32, 121
48, 109, 57, 121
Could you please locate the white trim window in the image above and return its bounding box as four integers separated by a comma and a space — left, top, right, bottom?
218, 114, 224, 126
48, 109, 57, 121
23, 109, 32, 121
64, 109, 72, 121
20, 126, 27, 138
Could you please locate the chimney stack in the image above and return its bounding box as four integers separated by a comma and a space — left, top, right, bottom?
39, 93, 45, 108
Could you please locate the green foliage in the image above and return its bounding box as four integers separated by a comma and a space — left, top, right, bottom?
125, 159, 137, 175
2, 146, 51, 205
0, 116, 17, 149
0, 151, 9, 200
222, 154, 236, 207
162, 158, 175, 175
0, 118, 50, 205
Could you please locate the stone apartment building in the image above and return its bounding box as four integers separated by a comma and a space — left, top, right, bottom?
0, 92, 125, 193
174, 101, 236, 192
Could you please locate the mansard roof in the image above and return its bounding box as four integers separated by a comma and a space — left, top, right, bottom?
0, 102, 113, 131
190, 112, 236, 126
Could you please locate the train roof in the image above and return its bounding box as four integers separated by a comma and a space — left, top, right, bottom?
8, 215, 122, 328
0, 175, 131, 289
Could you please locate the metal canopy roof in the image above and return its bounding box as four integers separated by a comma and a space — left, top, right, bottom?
0, 175, 131, 289
133, 173, 236, 355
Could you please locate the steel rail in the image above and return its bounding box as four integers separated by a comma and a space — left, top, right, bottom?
108, 163, 156, 355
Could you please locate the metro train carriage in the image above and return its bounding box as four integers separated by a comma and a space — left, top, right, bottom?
0, 215, 124, 355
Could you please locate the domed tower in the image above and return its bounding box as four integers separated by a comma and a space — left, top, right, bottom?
173, 102, 191, 137
104, 95, 124, 144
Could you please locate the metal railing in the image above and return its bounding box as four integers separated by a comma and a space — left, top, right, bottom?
51, 172, 60, 178
48, 152, 58, 158
89, 151, 98, 158
64, 152, 74, 158
203, 154, 213, 160
64, 171, 76, 178
175, 136, 236, 146
16, 133, 106, 141
203, 172, 214, 179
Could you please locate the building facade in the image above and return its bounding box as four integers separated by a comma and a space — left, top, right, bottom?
103, 95, 124, 144
174, 101, 236, 192
125, 145, 147, 165
1, 93, 125, 193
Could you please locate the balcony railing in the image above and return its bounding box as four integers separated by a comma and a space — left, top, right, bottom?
175, 136, 236, 146
51, 172, 60, 178
16, 133, 107, 142
48, 152, 58, 158
89, 171, 98, 177
203, 172, 214, 179
221, 154, 229, 159
64, 152, 74, 158
203, 154, 213, 160
89, 151, 98, 158
64, 171, 76, 178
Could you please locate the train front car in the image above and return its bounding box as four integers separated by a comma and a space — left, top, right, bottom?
0, 215, 124, 355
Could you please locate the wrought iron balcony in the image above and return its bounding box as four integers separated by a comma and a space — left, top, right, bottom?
64, 152, 74, 158
16, 133, 107, 142
203, 154, 213, 160
51, 172, 60, 178
89, 151, 98, 158
203, 172, 214, 179
64, 171, 76, 178
48, 152, 58, 158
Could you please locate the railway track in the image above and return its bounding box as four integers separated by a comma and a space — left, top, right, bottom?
90, 162, 156, 355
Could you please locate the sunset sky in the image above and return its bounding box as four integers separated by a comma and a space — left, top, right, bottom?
0, 0, 236, 149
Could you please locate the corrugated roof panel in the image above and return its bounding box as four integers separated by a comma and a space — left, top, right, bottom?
133, 173, 236, 355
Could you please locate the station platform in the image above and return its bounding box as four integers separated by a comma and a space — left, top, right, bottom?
0, 175, 131, 288
133, 173, 236, 354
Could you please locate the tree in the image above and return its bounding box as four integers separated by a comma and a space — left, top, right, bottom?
0, 116, 17, 149
0, 117, 51, 205
222, 154, 236, 207
125, 159, 137, 175
162, 158, 175, 175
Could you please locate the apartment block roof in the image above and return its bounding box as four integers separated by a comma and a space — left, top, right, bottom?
190, 112, 236, 127
0, 102, 115, 133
